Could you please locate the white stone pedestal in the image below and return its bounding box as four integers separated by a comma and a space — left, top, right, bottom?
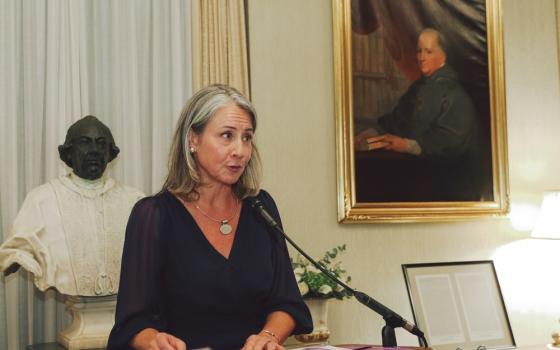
294, 298, 330, 344
57, 295, 116, 350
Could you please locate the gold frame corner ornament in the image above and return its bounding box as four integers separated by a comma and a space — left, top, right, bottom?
333, 0, 510, 223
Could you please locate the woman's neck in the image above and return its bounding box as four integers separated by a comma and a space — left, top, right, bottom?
194, 183, 238, 212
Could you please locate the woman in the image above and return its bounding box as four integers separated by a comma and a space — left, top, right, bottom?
107, 84, 312, 350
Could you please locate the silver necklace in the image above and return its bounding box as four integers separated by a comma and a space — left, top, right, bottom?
193, 200, 239, 235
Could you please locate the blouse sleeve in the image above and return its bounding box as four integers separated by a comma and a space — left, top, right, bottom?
258, 190, 313, 335
107, 196, 167, 350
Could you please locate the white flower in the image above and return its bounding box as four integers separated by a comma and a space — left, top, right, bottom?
318, 284, 332, 295
298, 281, 309, 296
307, 265, 321, 274
292, 247, 351, 300
293, 267, 305, 282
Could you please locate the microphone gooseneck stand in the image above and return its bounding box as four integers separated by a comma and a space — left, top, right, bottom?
250, 198, 429, 348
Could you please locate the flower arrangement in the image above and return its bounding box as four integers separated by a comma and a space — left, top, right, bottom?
292, 245, 352, 300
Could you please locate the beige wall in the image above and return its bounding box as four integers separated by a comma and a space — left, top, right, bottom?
248, 0, 560, 347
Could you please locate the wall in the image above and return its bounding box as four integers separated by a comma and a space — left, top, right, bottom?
248, 0, 560, 346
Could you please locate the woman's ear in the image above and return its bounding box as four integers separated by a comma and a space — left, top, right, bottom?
188, 132, 199, 152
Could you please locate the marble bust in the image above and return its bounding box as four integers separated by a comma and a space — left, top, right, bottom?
0, 116, 144, 296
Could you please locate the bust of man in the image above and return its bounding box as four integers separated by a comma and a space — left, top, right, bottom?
0, 116, 144, 296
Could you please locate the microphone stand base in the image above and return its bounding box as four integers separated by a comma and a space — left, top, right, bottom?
382, 324, 397, 348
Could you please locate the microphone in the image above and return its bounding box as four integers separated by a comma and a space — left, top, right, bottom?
250, 197, 428, 348
251, 198, 281, 229
353, 291, 424, 338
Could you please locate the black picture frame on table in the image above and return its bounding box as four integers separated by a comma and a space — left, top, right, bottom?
402, 260, 515, 350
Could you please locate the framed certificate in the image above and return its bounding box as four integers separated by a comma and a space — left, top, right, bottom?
402, 261, 515, 350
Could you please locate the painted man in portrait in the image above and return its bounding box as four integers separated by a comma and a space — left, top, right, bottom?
355, 28, 478, 162
351, 24, 491, 202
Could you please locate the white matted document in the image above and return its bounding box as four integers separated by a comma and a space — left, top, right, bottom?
415, 274, 466, 345
402, 261, 515, 350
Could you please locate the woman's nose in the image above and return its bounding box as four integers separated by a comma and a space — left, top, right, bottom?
231, 138, 243, 156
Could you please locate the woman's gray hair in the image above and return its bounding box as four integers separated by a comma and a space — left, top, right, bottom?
162, 84, 262, 200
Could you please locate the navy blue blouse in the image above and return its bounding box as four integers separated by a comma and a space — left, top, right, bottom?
107, 190, 312, 350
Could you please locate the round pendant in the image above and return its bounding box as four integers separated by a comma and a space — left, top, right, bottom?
220, 221, 233, 235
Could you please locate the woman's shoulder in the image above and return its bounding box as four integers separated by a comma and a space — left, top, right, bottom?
256, 188, 271, 199
252, 189, 281, 217
254, 189, 276, 205
126, 191, 180, 240
131, 190, 177, 216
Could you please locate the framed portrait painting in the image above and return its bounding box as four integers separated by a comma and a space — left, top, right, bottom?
333, 0, 509, 222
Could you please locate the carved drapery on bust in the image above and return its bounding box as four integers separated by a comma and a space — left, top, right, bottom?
0, 115, 145, 297
0, 172, 143, 296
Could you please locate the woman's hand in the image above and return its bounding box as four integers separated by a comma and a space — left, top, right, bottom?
132, 329, 187, 350
149, 332, 187, 350
241, 332, 285, 350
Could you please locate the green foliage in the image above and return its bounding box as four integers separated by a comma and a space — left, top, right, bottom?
291, 245, 352, 300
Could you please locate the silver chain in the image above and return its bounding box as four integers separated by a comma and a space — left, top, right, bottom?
193, 200, 239, 224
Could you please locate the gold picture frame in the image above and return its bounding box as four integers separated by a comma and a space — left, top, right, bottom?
334, 0, 509, 223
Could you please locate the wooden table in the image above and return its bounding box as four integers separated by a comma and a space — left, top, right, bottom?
26, 343, 103, 350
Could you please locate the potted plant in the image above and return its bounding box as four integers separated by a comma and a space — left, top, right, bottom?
292, 245, 352, 343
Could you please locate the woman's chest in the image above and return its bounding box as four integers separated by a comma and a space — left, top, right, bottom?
161, 219, 276, 302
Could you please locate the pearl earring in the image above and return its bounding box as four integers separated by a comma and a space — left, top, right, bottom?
189, 146, 195, 153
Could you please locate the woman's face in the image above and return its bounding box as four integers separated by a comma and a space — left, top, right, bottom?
190, 103, 254, 188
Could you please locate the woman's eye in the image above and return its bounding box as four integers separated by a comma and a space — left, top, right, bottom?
242, 134, 253, 142
221, 132, 232, 139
